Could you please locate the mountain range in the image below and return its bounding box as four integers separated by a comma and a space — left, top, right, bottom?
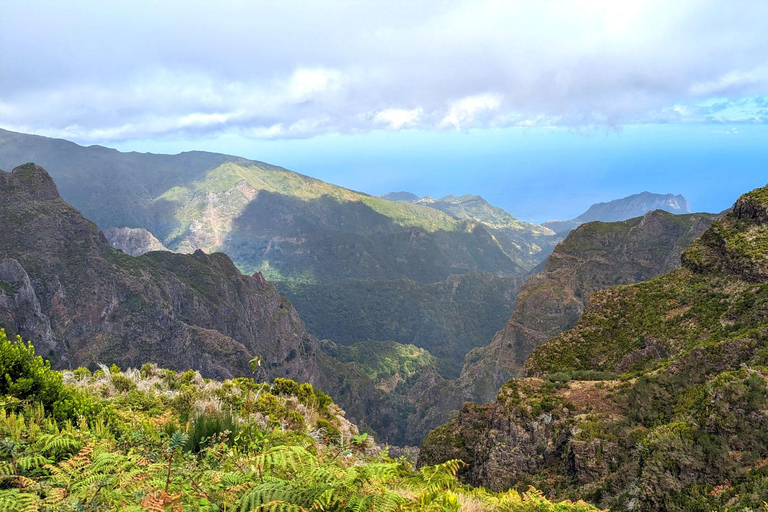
0, 163, 424, 443
0, 129, 712, 451
419, 184, 768, 510
543, 192, 690, 235
0, 129, 547, 381
406, 209, 717, 441
0, 129, 538, 282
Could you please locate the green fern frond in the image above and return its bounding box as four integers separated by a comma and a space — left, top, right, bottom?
0, 490, 42, 512
252, 501, 307, 512
239, 480, 300, 511
36, 433, 81, 457
16, 454, 49, 472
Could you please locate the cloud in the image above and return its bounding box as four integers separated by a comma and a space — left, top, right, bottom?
1, 0, 768, 141
440, 94, 503, 130
373, 108, 423, 130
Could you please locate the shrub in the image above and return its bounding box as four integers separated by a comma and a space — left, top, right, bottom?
0, 329, 93, 422
185, 411, 238, 453
111, 374, 136, 393
73, 367, 91, 380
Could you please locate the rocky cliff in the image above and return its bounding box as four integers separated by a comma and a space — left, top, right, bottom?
407, 210, 716, 442
0, 163, 322, 381
420, 184, 768, 511
104, 226, 169, 256
0, 163, 410, 443
544, 192, 690, 235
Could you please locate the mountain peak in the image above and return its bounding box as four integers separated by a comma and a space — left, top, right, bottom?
682, 183, 768, 282
4, 163, 61, 201
380, 191, 419, 202
544, 191, 691, 235
576, 192, 690, 223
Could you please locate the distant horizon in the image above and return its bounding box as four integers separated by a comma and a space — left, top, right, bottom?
5, 125, 761, 224
3, 1, 768, 223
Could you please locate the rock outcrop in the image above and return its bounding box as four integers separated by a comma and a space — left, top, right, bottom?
408, 210, 716, 441
105, 226, 169, 256
420, 184, 768, 511
0, 163, 408, 443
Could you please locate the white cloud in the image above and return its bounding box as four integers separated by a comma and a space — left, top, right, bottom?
440, 94, 503, 131
373, 108, 423, 130
1, 0, 768, 141
288, 69, 343, 99
690, 67, 768, 96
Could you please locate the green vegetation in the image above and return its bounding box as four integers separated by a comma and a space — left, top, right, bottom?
322, 340, 436, 391
0, 331, 94, 423
424, 195, 552, 234
422, 187, 768, 510
0, 331, 601, 511
282, 272, 522, 378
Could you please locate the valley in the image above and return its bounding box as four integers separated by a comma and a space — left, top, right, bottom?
3, 3, 766, 509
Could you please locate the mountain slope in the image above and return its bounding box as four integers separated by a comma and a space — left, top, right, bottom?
0, 129, 525, 281
544, 192, 690, 235
279, 272, 524, 378
406, 210, 716, 441
381, 191, 560, 270
0, 163, 414, 444
420, 184, 768, 510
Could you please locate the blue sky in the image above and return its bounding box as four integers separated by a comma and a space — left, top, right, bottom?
1, 1, 768, 222
107, 124, 768, 222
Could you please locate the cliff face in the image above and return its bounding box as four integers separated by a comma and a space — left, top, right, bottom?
420, 185, 768, 511
0, 163, 320, 382
104, 227, 169, 256
544, 192, 691, 235
408, 210, 716, 441
0, 163, 413, 443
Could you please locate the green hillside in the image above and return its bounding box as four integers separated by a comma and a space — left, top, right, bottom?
279, 272, 524, 378
0, 330, 602, 511
420, 184, 768, 510
0, 129, 530, 282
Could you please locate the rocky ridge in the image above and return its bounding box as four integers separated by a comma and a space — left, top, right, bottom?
0, 163, 410, 444
419, 184, 768, 511
407, 210, 716, 441
544, 192, 690, 235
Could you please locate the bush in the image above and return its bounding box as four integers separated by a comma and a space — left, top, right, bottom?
185, 411, 238, 453
111, 374, 136, 393
0, 329, 93, 422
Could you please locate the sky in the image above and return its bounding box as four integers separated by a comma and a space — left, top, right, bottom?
1, 0, 768, 222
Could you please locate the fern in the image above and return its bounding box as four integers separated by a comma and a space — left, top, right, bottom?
36, 433, 81, 458
0, 490, 42, 512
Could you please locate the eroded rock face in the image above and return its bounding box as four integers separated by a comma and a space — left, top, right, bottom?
0, 163, 318, 382
104, 227, 169, 256
418, 378, 621, 493
0, 258, 56, 353
0, 163, 411, 445
408, 210, 716, 442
